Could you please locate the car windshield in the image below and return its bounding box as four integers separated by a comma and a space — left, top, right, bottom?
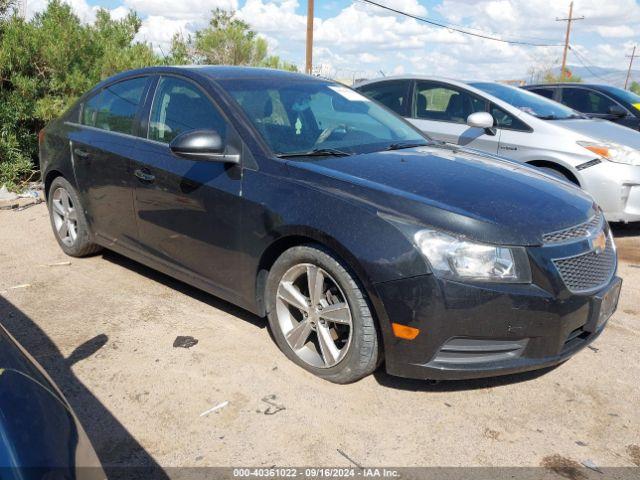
217, 78, 429, 156
470, 82, 583, 120
599, 85, 640, 107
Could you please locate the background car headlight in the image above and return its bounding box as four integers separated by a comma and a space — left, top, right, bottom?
578, 141, 640, 166
414, 229, 531, 283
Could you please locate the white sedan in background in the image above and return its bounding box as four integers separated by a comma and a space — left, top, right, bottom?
355, 77, 640, 223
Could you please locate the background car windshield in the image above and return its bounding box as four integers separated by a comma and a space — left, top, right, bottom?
599, 85, 640, 106
219, 79, 427, 155
471, 82, 581, 120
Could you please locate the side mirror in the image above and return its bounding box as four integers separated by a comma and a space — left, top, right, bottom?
169, 129, 240, 164
466, 112, 496, 136
608, 104, 627, 118
467, 112, 495, 129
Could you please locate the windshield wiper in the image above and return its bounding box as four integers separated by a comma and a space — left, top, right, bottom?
384, 142, 430, 151
276, 148, 351, 158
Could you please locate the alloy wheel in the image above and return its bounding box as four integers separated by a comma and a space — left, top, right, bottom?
276, 263, 353, 368
51, 187, 78, 247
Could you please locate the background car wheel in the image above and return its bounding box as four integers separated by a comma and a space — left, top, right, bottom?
265, 244, 379, 383
47, 176, 102, 257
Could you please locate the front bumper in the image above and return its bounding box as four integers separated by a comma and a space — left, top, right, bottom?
579, 161, 640, 222
373, 274, 621, 381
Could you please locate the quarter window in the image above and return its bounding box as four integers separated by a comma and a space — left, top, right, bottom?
530, 88, 555, 100
414, 82, 485, 123
561, 88, 618, 114
490, 105, 530, 131
82, 77, 148, 134
357, 81, 408, 115
149, 76, 227, 144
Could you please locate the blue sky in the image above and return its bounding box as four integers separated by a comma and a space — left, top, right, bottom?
28, 0, 640, 84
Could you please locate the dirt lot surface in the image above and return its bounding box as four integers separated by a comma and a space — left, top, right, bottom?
1, 204, 639, 471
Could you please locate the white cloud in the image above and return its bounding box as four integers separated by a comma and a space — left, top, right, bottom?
594, 25, 636, 38
21, 0, 640, 85
123, 0, 238, 21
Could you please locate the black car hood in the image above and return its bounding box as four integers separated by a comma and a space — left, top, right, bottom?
289, 144, 596, 246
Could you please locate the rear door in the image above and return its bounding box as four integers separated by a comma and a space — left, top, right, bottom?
132, 75, 244, 296
70, 76, 151, 246
408, 81, 499, 153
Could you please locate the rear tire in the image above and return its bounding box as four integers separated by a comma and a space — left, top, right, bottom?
265, 244, 379, 383
47, 176, 102, 257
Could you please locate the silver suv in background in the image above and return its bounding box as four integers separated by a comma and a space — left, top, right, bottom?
355, 77, 640, 223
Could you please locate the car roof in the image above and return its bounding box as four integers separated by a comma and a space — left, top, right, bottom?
95, 65, 328, 91
524, 83, 612, 89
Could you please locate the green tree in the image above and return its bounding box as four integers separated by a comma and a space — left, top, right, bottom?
0, 0, 158, 190
173, 8, 297, 71
0, 2, 297, 190
544, 70, 582, 83
631, 81, 640, 96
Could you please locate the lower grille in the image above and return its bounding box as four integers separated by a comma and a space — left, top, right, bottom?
431, 338, 528, 365
553, 236, 616, 293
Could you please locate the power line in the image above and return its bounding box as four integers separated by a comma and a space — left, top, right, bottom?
569, 46, 611, 81
355, 0, 564, 47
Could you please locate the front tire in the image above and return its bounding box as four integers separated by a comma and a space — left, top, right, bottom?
265, 245, 379, 383
47, 176, 102, 257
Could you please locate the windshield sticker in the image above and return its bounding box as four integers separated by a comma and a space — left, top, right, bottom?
329, 86, 370, 102
295, 117, 302, 135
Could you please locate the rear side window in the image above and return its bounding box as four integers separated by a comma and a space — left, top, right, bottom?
414, 82, 486, 123
530, 88, 555, 100
82, 77, 148, 134
357, 81, 408, 116
148, 76, 227, 143
561, 88, 617, 114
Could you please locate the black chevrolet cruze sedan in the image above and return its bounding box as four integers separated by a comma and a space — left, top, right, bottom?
39, 66, 621, 383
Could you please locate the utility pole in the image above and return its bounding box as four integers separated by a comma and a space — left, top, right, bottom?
625, 46, 638, 90
556, 2, 584, 80
305, 0, 314, 75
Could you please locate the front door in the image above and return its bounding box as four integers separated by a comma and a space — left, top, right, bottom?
132, 75, 244, 298
407, 81, 500, 154
70, 76, 151, 246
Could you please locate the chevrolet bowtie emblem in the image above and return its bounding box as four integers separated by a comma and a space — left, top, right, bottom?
590, 231, 607, 255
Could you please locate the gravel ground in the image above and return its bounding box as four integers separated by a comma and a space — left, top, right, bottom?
0, 204, 639, 472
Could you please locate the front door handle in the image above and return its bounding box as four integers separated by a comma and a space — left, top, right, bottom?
73, 148, 90, 159
134, 169, 155, 183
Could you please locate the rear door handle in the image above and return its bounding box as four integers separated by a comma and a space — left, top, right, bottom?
73, 148, 90, 158
134, 169, 155, 183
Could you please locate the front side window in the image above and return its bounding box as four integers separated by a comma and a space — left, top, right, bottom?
357, 81, 408, 116
218, 79, 426, 155
561, 88, 618, 115
82, 77, 148, 134
414, 82, 486, 124
149, 76, 227, 144
470, 82, 582, 120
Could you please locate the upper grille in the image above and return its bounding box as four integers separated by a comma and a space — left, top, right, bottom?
553, 235, 616, 293
542, 212, 603, 244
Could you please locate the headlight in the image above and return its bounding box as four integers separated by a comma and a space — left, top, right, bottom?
578, 141, 640, 166
414, 229, 531, 283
